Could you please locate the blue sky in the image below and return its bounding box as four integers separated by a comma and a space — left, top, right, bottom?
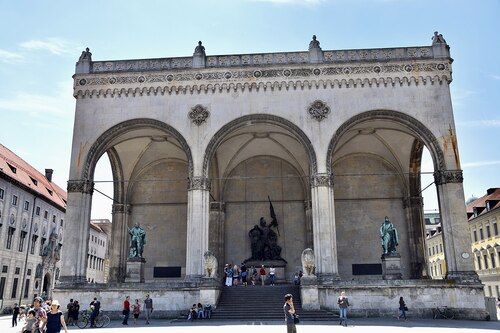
0, 0, 498, 220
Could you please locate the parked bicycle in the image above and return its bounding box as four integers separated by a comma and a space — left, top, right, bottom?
433, 306, 455, 319
77, 310, 110, 328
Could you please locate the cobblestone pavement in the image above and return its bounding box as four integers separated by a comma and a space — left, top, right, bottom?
3, 315, 499, 333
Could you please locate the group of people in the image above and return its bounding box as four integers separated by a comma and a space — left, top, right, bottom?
13, 297, 69, 333
122, 294, 154, 325
187, 302, 212, 320
224, 263, 279, 286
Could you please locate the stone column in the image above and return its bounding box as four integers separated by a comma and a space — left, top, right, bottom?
310, 173, 339, 282
58, 180, 93, 285
185, 176, 210, 279
434, 170, 479, 283
403, 196, 427, 278
209, 202, 225, 275
108, 203, 131, 282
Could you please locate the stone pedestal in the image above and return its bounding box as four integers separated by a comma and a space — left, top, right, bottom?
300, 275, 320, 310
381, 253, 402, 280
125, 257, 146, 283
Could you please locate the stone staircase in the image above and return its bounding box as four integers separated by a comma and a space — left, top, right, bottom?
211, 284, 336, 321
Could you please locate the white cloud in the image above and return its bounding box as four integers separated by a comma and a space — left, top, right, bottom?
462, 160, 500, 168
491, 74, 500, 80
19, 38, 80, 56
0, 81, 74, 117
0, 49, 24, 63
457, 119, 500, 127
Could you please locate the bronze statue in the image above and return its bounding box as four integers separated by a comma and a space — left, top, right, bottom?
247, 217, 283, 261
380, 216, 398, 255
129, 222, 146, 258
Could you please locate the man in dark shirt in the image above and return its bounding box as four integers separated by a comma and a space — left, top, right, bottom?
89, 297, 100, 327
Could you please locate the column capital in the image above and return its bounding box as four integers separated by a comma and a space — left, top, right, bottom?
433, 170, 463, 185
112, 203, 132, 214
188, 176, 211, 191
310, 173, 334, 188
210, 202, 225, 211
67, 179, 94, 194
403, 196, 423, 208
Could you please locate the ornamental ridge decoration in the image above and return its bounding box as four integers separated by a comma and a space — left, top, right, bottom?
189, 104, 210, 125
308, 100, 330, 121
188, 176, 211, 191
433, 170, 464, 185
67, 180, 94, 194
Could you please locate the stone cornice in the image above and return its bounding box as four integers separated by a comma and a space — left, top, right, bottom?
74, 60, 451, 98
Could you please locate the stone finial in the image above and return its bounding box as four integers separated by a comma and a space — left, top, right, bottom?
432, 31, 447, 45
308, 35, 323, 64
76, 47, 92, 74
193, 41, 206, 68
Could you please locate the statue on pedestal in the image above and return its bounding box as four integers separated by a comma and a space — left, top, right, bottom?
380, 216, 398, 255
129, 222, 146, 258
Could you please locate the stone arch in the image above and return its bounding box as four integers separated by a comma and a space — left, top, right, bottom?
83, 118, 193, 182
326, 110, 445, 175
203, 114, 317, 178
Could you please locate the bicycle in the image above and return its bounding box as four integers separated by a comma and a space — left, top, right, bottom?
433, 306, 455, 319
77, 310, 110, 328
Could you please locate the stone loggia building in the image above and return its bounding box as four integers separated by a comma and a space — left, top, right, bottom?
54, 34, 486, 318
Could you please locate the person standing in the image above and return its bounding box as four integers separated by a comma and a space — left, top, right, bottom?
12, 303, 20, 327
398, 296, 407, 320
144, 294, 153, 324
65, 299, 74, 326
89, 297, 100, 328
71, 300, 80, 325
32, 297, 47, 333
283, 294, 297, 333
269, 265, 276, 286
259, 265, 267, 286
496, 297, 500, 321
241, 262, 248, 286
132, 299, 141, 324
122, 296, 130, 325
43, 300, 68, 333
338, 291, 350, 327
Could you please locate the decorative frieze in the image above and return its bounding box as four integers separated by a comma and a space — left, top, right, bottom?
188, 176, 211, 191
308, 100, 331, 121
189, 104, 210, 125
310, 173, 334, 188
210, 202, 225, 211
433, 170, 464, 185
67, 180, 94, 194
112, 204, 132, 214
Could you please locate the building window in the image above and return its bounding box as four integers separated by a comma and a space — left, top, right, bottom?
432, 247, 435, 255
23, 279, 30, 298
27, 269, 31, 276
480, 228, 484, 240
487, 225, 491, 238
491, 253, 496, 268
43, 211, 48, 220
52, 215, 56, 223
0, 276, 5, 300
2, 265, 7, 273
11, 278, 18, 298
15, 267, 20, 274
12, 195, 18, 206
494, 221, 499, 236
484, 254, 489, 269
0, 188, 4, 200
18, 231, 27, 252
35, 206, 40, 216
473, 230, 478, 242
30, 235, 38, 254
60, 219, 63, 227
39, 238, 46, 256
23, 201, 30, 211
6, 227, 15, 249
439, 244, 443, 253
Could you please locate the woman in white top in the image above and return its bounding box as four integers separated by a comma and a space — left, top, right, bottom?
269, 265, 276, 286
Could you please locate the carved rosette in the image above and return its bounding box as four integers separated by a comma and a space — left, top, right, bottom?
433, 170, 464, 185
308, 100, 330, 121
112, 204, 132, 214
67, 180, 94, 194
310, 173, 334, 187
189, 104, 210, 126
188, 176, 211, 191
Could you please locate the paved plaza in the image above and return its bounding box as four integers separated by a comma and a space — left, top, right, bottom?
3, 315, 499, 333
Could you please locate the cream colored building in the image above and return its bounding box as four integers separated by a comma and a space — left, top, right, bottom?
0, 144, 66, 310
467, 188, 500, 297
53, 33, 486, 319
87, 219, 110, 283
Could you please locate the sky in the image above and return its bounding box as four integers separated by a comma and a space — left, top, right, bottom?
0, 0, 499, 221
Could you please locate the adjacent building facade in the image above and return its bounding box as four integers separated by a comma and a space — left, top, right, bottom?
467, 188, 500, 297
54, 33, 486, 318
87, 219, 111, 284
0, 144, 67, 310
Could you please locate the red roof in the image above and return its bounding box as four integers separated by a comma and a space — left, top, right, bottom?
0, 144, 67, 210
466, 188, 500, 220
